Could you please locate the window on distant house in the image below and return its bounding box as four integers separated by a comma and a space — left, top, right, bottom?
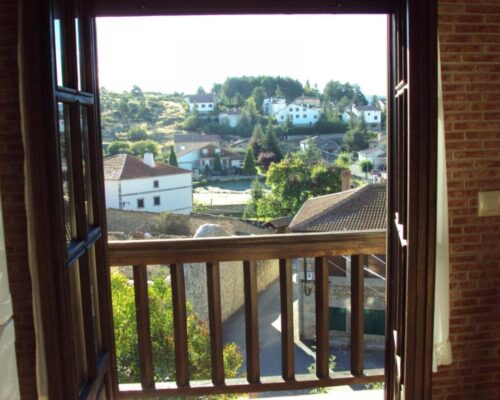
154, 196, 160, 206
202, 148, 208, 155
303, 114, 307, 118
296, 114, 299, 118
153, 180, 159, 188
137, 198, 144, 209
202, 104, 206, 108
281, 116, 284, 119
314, 115, 318, 119
209, 104, 213, 107
374, 115, 378, 120
295, 107, 299, 111
289, 108, 293, 112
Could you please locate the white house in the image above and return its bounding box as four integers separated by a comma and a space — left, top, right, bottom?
177, 143, 243, 173
262, 98, 286, 116
174, 133, 221, 152
357, 147, 386, 169
103, 153, 193, 214
184, 93, 217, 113
218, 109, 241, 128
353, 105, 382, 131
275, 103, 321, 127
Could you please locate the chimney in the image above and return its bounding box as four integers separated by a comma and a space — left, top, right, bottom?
341, 170, 352, 192
143, 152, 155, 167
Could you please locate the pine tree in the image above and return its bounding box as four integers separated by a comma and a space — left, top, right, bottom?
243, 148, 257, 175
168, 146, 178, 167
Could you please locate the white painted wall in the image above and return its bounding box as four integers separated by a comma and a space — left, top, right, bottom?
104, 180, 120, 209
189, 102, 215, 113
218, 113, 240, 128
105, 173, 193, 214
0, 192, 21, 400
178, 150, 199, 171
262, 98, 286, 115
276, 103, 320, 127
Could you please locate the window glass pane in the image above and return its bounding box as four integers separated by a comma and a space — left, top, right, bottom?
58, 103, 76, 243
53, 2, 64, 87
80, 107, 93, 225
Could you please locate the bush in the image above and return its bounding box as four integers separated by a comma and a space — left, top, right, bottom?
111, 272, 243, 389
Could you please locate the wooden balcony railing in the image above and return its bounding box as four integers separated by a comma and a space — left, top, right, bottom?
108, 230, 386, 398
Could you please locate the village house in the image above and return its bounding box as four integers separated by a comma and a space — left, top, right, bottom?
275, 102, 321, 127
300, 135, 341, 162
173, 132, 221, 152
176, 143, 243, 173
3, 1, 500, 399
358, 147, 386, 170
293, 95, 321, 108
343, 104, 382, 131
103, 153, 193, 214
261, 97, 287, 115
288, 182, 387, 345
184, 93, 217, 113
218, 109, 241, 128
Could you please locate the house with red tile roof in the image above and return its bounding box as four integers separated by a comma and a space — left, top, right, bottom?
103, 153, 193, 214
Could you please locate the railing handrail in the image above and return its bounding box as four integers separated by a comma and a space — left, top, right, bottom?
108, 230, 386, 265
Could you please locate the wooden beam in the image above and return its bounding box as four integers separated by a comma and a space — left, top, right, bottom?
133, 265, 155, 389
315, 257, 329, 379
243, 260, 260, 384
108, 231, 386, 266
206, 262, 225, 385
350, 255, 364, 376
170, 264, 189, 387
279, 258, 294, 381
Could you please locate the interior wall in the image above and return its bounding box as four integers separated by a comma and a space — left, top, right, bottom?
0, 2, 37, 399
435, 1, 500, 398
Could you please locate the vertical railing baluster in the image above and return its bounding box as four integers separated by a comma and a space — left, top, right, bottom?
170, 263, 189, 387
133, 265, 155, 389
206, 261, 225, 385
279, 258, 294, 381
315, 257, 329, 379
350, 255, 365, 376
243, 260, 260, 383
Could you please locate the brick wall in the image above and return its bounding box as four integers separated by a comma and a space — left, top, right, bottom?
435, 1, 500, 398
0, 2, 37, 399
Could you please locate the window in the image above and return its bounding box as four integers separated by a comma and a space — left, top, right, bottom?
202, 148, 208, 155
209, 104, 213, 108
374, 115, 378, 120
137, 198, 144, 208
153, 180, 159, 188
201, 104, 206, 108
295, 107, 299, 111
296, 114, 299, 118
314, 115, 318, 119
281, 115, 284, 119
289, 108, 293, 112
303, 114, 307, 118
153, 196, 160, 206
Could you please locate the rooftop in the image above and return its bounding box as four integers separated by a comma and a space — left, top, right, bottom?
185, 93, 216, 103
174, 133, 222, 144
103, 154, 190, 180
288, 183, 386, 233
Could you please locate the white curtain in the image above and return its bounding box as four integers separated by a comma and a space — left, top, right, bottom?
433, 40, 453, 372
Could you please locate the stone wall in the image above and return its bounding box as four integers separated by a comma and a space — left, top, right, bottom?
184, 259, 279, 322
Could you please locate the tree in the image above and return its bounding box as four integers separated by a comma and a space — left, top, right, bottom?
249, 123, 265, 156
168, 146, 178, 167
128, 125, 148, 141
196, 86, 206, 94
301, 137, 321, 164
262, 117, 282, 159
243, 148, 257, 175
252, 154, 342, 218
130, 140, 159, 157
213, 153, 222, 173
335, 151, 352, 169
111, 272, 243, 384
359, 160, 374, 179
231, 92, 244, 107
251, 86, 267, 111
107, 140, 131, 156
257, 151, 279, 172
343, 118, 377, 153
243, 178, 265, 218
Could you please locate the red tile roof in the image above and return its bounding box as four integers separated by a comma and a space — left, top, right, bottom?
103, 154, 191, 180
288, 183, 386, 232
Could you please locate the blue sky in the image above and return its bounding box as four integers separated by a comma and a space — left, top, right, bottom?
96, 14, 387, 98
